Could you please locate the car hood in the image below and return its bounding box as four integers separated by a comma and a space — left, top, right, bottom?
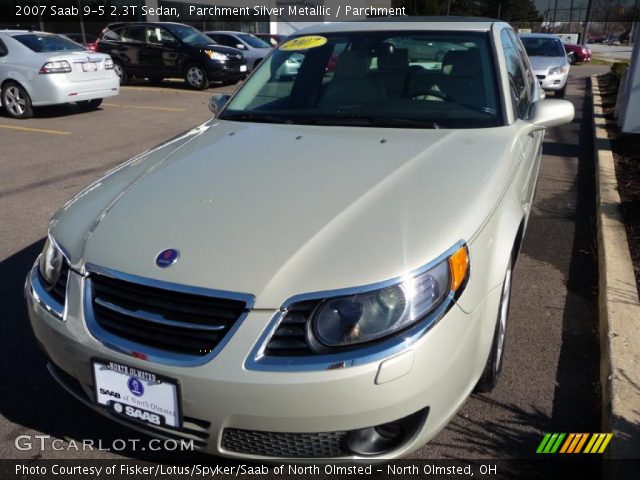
51, 120, 522, 308
528, 55, 567, 72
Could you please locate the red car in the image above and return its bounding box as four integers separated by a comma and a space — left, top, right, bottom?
564, 43, 591, 64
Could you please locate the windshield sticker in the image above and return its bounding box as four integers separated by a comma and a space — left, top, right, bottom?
279, 35, 327, 51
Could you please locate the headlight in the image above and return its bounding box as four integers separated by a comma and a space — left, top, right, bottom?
549, 65, 569, 75
205, 50, 228, 61
311, 245, 469, 347
39, 237, 64, 286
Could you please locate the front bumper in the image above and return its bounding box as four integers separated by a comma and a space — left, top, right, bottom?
25, 262, 499, 460
205, 60, 247, 82
534, 70, 568, 91
28, 73, 120, 106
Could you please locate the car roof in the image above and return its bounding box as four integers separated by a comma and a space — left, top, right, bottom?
294, 17, 505, 35
205, 31, 251, 35
105, 21, 186, 29
0, 30, 49, 36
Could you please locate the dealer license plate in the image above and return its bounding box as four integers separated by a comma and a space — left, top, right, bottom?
240, 65, 247, 72
82, 62, 98, 72
92, 360, 181, 428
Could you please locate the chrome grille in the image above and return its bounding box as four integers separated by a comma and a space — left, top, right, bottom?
89, 271, 249, 357
222, 428, 348, 458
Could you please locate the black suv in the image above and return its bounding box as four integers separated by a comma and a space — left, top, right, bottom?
96, 22, 247, 89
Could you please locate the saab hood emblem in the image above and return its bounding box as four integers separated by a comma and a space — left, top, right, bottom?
156, 249, 179, 268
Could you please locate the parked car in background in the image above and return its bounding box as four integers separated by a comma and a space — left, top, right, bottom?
0, 30, 118, 118
520, 33, 570, 97
588, 34, 605, 43
27, 20, 574, 461
96, 22, 247, 89
604, 34, 621, 46
563, 43, 591, 64
254, 33, 287, 47
204, 31, 271, 70
61, 32, 98, 51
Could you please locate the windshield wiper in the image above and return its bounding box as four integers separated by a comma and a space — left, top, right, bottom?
218, 112, 293, 124
301, 115, 441, 128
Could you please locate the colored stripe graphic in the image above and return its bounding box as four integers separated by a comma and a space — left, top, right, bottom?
537, 433, 612, 454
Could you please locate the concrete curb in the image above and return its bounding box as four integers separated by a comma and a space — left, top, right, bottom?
591, 75, 640, 459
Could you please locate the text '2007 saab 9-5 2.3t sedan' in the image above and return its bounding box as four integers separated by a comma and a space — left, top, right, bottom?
26, 19, 574, 461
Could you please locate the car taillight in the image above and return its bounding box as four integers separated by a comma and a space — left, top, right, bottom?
104, 58, 114, 69
87, 43, 97, 52
39, 60, 72, 74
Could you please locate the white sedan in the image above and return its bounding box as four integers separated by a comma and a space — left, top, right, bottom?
27, 21, 574, 461
0, 31, 119, 118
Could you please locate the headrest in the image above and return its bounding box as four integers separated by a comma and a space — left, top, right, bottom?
334, 51, 371, 77
378, 48, 409, 71
442, 50, 482, 77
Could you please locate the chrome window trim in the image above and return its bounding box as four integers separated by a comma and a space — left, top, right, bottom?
245, 240, 467, 372
83, 263, 255, 367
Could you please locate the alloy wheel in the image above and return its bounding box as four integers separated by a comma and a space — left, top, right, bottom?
187, 66, 204, 88
4, 86, 26, 116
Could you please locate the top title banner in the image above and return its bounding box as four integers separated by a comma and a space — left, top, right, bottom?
4, 1, 408, 23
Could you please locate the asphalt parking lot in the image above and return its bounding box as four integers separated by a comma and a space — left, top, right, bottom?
0, 65, 609, 461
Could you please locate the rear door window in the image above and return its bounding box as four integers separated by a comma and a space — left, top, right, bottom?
103, 27, 124, 42
121, 26, 146, 43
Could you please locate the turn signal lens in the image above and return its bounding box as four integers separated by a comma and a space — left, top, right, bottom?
448, 246, 469, 291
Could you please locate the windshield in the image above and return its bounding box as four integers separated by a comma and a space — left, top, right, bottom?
221, 31, 502, 129
238, 33, 270, 49
521, 37, 566, 57
14, 33, 85, 52
167, 24, 214, 46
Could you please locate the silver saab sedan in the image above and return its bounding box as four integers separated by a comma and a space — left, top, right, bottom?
0, 31, 119, 118
26, 20, 574, 461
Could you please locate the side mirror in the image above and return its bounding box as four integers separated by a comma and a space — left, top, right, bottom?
528, 99, 574, 128
209, 93, 230, 117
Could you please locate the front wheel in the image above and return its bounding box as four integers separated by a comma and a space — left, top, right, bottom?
2, 81, 33, 119
475, 258, 513, 393
77, 98, 103, 110
567, 52, 578, 65
184, 64, 209, 90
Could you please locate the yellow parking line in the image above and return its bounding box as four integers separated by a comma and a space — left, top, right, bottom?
102, 102, 187, 112
0, 124, 70, 135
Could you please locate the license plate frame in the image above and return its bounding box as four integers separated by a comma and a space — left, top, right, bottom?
82, 62, 98, 72
91, 358, 183, 429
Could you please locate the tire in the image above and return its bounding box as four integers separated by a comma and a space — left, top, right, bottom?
567, 52, 578, 65
77, 98, 103, 110
184, 64, 209, 90
475, 257, 513, 393
113, 61, 128, 85
555, 85, 566, 98
1, 81, 33, 119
